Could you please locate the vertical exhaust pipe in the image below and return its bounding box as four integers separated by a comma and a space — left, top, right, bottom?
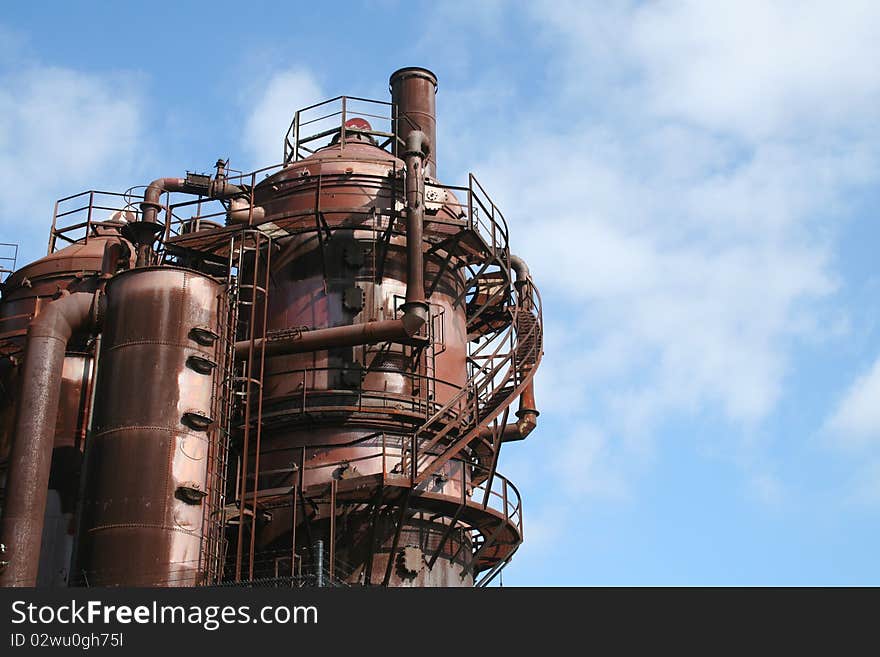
401, 130, 431, 332
510, 255, 539, 437
390, 67, 438, 179
0, 292, 98, 587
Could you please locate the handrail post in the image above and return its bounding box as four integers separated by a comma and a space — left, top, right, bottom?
467, 174, 474, 232
294, 111, 301, 161
341, 97, 347, 151
48, 199, 59, 254
410, 432, 417, 483
85, 191, 94, 245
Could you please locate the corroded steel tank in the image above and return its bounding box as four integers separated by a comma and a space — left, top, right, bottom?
75, 267, 226, 586
237, 78, 478, 586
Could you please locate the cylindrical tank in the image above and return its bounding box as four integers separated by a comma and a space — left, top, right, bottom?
76, 266, 226, 586
236, 131, 476, 585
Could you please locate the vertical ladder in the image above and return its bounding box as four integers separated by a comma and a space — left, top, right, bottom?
228, 229, 272, 582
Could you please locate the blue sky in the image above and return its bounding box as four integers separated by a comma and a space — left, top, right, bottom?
2, 1, 880, 585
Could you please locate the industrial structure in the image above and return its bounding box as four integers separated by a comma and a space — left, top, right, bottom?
0, 67, 543, 587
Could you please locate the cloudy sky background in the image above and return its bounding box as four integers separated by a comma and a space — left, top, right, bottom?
2, 1, 879, 584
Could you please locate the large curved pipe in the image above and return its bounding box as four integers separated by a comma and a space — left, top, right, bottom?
133, 174, 263, 266
401, 130, 430, 327
100, 237, 131, 278
235, 131, 432, 359
510, 254, 540, 440
0, 292, 98, 586
477, 383, 539, 444
140, 177, 188, 226
141, 174, 264, 226
477, 255, 540, 443
510, 254, 530, 284
510, 254, 539, 436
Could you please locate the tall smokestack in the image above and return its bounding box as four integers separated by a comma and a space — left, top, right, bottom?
390, 67, 438, 178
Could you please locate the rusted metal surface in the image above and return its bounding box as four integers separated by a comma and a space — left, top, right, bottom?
0, 233, 130, 586
390, 67, 438, 178
75, 267, 226, 586
0, 292, 97, 587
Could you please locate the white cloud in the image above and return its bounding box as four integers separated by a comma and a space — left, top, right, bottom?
629, 0, 880, 140
0, 60, 142, 264
437, 2, 880, 504
241, 70, 322, 169
532, 0, 880, 141
478, 124, 839, 432
825, 357, 880, 449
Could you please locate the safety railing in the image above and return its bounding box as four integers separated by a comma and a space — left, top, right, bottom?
0, 242, 17, 281
283, 96, 399, 165
48, 190, 142, 254
243, 430, 523, 536
467, 174, 509, 259
405, 272, 542, 486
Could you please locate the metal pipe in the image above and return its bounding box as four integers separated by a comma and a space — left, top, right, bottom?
235, 318, 425, 359
141, 174, 264, 227
509, 254, 530, 283
0, 292, 98, 587
514, 379, 539, 438
100, 238, 130, 278
476, 254, 539, 443
140, 177, 187, 226
401, 130, 430, 327
510, 254, 539, 436
390, 67, 438, 178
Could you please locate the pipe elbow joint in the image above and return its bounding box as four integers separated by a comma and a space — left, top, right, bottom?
140, 177, 185, 224
510, 254, 531, 284
27, 292, 98, 342
143, 178, 182, 205
400, 301, 429, 337
515, 409, 539, 439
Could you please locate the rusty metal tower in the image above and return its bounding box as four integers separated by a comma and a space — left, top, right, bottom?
0, 67, 543, 587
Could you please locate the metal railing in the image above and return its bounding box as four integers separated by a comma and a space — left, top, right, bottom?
235, 430, 523, 583
0, 242, 17, 281
283, 95, 399, 165
48, 190, 142, 254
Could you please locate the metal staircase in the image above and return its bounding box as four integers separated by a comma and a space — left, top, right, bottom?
404, 175, 544, 488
